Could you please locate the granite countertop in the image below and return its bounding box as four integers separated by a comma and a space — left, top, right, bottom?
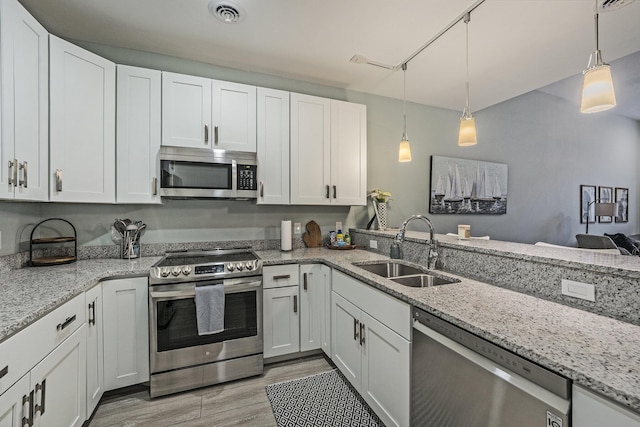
1, 247, 639, 414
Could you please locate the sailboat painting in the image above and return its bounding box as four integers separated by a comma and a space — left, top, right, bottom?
429, 155, 508, 215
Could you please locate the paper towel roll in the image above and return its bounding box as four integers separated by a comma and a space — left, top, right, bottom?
281, 220, 292, 251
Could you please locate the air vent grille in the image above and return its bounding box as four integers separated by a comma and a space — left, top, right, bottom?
208, 1, 244, 23
598, 0, 636, 12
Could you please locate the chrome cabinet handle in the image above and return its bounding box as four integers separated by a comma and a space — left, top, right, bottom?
303, 272, 308, 291
293, 295, 298, 313
19, 161, 27, 188
272, 274, 290, 280
56, 315, 76, 331
333, 185, 337, 199
22, 390, 34, 427
8, 159, 18, 187
353, 318, 359, 341
55, 169, 62, 192
326, 185, 330, 199
0, 365, 7, 379
88, 302, 96, 326
360, 322, 365, 346
204, 124, 209, 144
214, 125, 219, 145
34, 379, 46, 416
152, 177, 158, 195
260, 181, 264, 198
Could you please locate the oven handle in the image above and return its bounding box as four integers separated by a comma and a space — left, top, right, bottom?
150, 279, 262, 299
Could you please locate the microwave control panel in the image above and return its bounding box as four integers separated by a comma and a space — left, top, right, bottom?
238, 164, 257, 190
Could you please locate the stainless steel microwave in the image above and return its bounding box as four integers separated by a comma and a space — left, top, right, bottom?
159, 146, 257, 199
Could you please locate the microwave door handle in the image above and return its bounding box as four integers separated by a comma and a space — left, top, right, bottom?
232, 160, 237, 192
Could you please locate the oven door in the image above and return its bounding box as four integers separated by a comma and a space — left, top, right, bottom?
149, 277, 262, 374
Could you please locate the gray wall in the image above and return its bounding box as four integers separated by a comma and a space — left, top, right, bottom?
0, 40, 638, 256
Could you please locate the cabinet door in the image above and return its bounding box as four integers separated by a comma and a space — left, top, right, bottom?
263, 286, 300, 358
116, 65, 161, 204
290, 93, 331, 205
31, 325, 86, 427
85, 285, 103, 418
162, 72, 211, 149
49, 35, 116, 203
211, 80, 256, 152
102, 277, 149, 391
331, 292, 361, 389
300, 264, 330, 353
0, 0, 48, 201
573, 385, 640, 427
361, 312, 410, 427
256, 87, 289, 205
330, 100, 367, 206
0, 374, 30, 427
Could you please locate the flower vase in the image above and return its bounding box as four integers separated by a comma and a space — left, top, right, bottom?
376, 201, 388, 231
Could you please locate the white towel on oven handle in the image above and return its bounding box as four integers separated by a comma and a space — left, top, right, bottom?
195, 283, 225, 335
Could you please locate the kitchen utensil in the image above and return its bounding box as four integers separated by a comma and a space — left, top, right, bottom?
302, 220, 323, 247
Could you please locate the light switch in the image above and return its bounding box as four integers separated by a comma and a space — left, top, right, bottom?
561, 279, 595, 302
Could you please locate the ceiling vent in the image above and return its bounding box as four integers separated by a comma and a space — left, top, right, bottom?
208, 0, 244, 23
598, 0, 636, 12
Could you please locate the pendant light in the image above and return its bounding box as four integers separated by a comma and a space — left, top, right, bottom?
458, 13, 477, 146
398, 63, 412, 162
580, 0, 616, 113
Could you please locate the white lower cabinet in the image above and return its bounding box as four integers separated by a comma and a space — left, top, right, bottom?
263, 286, 300, 358
0, 374, 30, 427
573, 385, 640, 427
102, 277, 149, 391
299, 264, 331, 355
331, 270, 410, 427
85, 284, 104, 417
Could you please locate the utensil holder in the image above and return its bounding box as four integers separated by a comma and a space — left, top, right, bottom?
121, 230, 141, 259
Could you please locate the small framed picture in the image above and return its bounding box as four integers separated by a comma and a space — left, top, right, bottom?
598, 186, 613, 223
580, 185, 596, 224
615, 187, 629, 223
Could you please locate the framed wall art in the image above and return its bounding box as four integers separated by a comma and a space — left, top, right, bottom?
429, 156, 508, 215
615, 187, 629, 223
598, 186, 613, 223
580, 185, 596, 224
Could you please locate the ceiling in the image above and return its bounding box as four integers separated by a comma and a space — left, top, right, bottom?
18, 0, 640, 117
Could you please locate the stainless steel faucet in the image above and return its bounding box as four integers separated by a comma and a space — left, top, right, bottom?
390, 214, 438, 269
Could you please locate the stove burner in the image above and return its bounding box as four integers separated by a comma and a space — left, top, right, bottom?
149, 248, 262, 284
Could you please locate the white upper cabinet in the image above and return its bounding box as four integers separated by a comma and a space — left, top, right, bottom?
0, 0, 48, 201
116, 65, 161, 203
49, 35, 116, 203
330, 100, 367, 205
212, 80, 256, 152
290, 93, 331, 205
256, 88, 289, 204
290, 93, 367, 206
161, 72, 212, 149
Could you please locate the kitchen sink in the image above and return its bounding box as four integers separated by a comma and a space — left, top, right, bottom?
352, 261, 460, 287
390, 274, 459, 287
353, 261, 424, 278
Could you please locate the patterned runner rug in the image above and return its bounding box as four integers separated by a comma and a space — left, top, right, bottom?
265, 369, 385, 427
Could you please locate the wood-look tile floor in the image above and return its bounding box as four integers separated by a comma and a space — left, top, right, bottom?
88, 355, 333, 427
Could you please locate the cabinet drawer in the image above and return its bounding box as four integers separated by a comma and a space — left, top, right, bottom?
0, 293, 86, 395
263, 265, 300, 289
332, 270, 411, 340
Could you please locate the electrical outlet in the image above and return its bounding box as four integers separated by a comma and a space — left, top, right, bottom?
561, 279, 595, 302
369, 240, 378, 249
0, 230, 2, 249
293, 222, 301, 234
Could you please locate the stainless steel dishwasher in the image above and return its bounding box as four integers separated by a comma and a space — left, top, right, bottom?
412, 307, 571, 427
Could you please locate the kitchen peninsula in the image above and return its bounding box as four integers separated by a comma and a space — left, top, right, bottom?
1, 236, 640, 425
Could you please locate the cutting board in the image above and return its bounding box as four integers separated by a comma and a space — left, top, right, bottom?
302, 220, 323, 247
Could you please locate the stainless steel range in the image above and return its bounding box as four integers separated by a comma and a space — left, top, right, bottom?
148, 248, 263, 398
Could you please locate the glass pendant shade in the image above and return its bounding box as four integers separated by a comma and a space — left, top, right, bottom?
581, 62, 616, 113
398, 138, 412, 162
458, 115, 477, 146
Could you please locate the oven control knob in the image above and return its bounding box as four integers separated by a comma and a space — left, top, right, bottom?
236, 263, 244, 271
245, 262, 253, 271
160, 268, 171, 278
171, 267, 181, 276
182, 266, 192, 276
227, 263, 235, 272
